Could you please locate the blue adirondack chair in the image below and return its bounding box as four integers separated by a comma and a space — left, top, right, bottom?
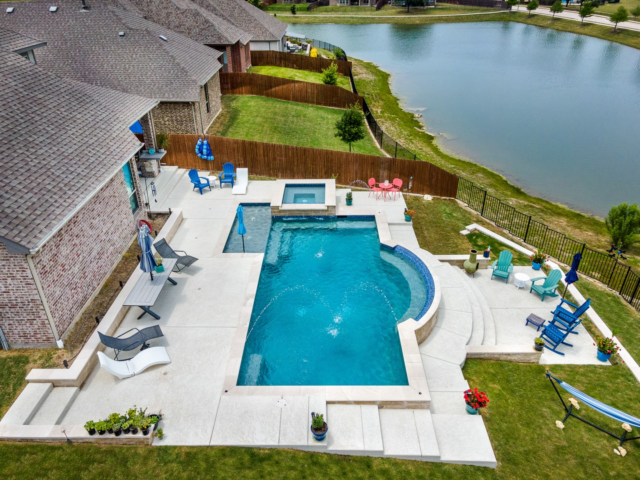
188, 169, 211, 195
490, 250, 514, 283
550, 298, 591, 334
218, 163, 235, 189
529, 269, 563, 301
540, 321, 581, 356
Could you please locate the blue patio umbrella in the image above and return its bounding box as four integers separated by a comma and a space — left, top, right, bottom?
195, 138, 203, 156
138, 224, 158, 280
237, 205, 247, 253
201, 138, 214, 161
563, 252, 582, 298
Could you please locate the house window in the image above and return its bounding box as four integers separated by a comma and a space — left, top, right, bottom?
122, 162, 139, 213
222, 51, 228, 64
204, 83, 210, 113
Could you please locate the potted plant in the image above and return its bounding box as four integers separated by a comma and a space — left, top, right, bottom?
464, 387, 489, 415
156, 428, 164, 440
122, 421, 131, 434
130, 416, 143, 435
156, 133, 170, 153
596, 336, 619, 362
141, 417, 152, 436
149, 413, 161, 432
106, 420, 114, 434
404, 209, 415, 222
534, 337, 545, 352
155, 256, 164, 273
95, 421, 108, 435
310, 412, 328, 441
346, 191, 353, 206
113, 422, 123, 437
530, 249, 548, 270
84, 421, 96, 436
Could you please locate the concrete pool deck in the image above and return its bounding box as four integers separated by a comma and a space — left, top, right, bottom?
0, 169, 607, 467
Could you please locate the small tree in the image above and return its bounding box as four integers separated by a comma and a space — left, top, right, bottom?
527, 0, 539, 17
605, 203, 640, 249
550, 0, 563, 18
631, 5, 640, 20
321, 62, 339, 86
290, 4, 296, 14
335, 104, 366, 153
506, 0, 518, 11
609, 6, 629, 32
579, 1, 595, 24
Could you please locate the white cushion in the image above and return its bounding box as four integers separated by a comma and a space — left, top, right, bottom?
97, 347, 171, 380
232, 168, 248, 195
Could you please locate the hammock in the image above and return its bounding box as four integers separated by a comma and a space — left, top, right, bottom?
547, 372, 640, 445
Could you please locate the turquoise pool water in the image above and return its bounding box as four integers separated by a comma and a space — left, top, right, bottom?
237, 217, 429, 386
282, 184, 325, 204
223, 204, 272, 253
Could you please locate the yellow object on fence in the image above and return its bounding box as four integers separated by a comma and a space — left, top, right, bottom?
310, 48, 318, 58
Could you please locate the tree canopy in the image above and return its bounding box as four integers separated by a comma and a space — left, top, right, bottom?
605, 203, 640, 249
550, 0, 563, 17
527, 0, 539, 16
335, 104, 366, 152
609, 6, 629, 31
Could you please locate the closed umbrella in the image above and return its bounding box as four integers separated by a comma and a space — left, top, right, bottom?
138, 224, 157, 280
563, 252, 582, 298
237, 205, 247, 253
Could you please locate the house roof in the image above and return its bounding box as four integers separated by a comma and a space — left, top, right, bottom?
195, 0, 287, 42
0, 26, 46, 54
0, 45, 158, 254
0, 0, 223, 102
110, 0, 253, 46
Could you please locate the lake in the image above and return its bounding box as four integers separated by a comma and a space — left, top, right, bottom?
287, 22, 640, 217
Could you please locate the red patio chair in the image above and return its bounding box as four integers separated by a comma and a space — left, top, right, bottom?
368, 178, 383, 199
389, 178, 403, 201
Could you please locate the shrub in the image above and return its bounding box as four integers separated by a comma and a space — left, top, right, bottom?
332, 47, 345, 60
632, 6, 640, 20
321, 62, 339, 86
605, 203, 640, 249
290, 4, 296, 14
334, 104, 366, 152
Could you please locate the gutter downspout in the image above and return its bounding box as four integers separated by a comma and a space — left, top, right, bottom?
197, 97, 205, 135
191, 103, 198, 134
26, 254, 61, 346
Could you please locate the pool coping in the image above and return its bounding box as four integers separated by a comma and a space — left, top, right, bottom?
220, 206, 440, 408
271, 179, 336, 216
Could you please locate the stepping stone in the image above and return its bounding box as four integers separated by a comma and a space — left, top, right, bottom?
429, 392, 468, 415
413, 410, 440, 460
0, 383, 52, 426
279, 396, 309, 447
422, 356, 470, 392
420, 327, 468, 366
431, 414, 497, 468
29, 387, 79, 425
379, 409, 422, 457
326, 405, 383, 454
210, 396, 282, 446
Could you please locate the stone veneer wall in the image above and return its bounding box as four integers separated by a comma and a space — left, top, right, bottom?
197, 72, 222, 134
0, 244, 55, 346
0, 159, 146, 347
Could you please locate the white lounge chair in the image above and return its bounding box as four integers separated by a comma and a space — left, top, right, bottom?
97, 347, 171, 380
232, 168, 248, 195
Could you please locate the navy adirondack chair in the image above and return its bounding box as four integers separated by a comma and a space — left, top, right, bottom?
219, 163, 235, 189
189, 169, 211, 195
490, 250, 514, 283
540, 321, 581, 356
529, 269, 563, 301
550, 298, 591, 335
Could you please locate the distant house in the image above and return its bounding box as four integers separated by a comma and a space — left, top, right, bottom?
0, 35, 158, 347
1, 0, 224, 144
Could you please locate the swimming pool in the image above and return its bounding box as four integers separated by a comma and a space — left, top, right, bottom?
282, 184, 325, 204
237, 217, 429, 386
223, 204, 272, 253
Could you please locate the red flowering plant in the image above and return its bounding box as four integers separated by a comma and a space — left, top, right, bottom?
464, 388, 489, 410
530, 249, 548, 264
596, 337, 620, 355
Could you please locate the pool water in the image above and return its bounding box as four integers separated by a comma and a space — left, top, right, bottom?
283, 184, 325, 204
223, 204, 272, 253
237, 217, 428, 386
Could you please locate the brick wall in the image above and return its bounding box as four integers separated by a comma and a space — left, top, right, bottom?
152, 102, 197, 135
0, 243, 55, 346
197, 72, 222, 134
226, 41, 250, 73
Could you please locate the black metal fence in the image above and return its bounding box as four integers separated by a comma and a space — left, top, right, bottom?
308, 39, 347, 60
345, 42, 640, 313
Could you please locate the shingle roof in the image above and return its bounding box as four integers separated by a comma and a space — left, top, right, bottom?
0, 46, 157, 253
195, 0, 286, 42
0, 26, 46, 53
110, 0, 253, 46
0, 0, 223, 101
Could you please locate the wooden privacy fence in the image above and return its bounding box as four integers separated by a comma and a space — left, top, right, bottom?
220, 73, 363, 109
251, 50, 352, 77
161, 134, 459, 198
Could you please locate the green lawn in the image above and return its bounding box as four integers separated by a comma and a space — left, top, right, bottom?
208, 95, 382, 156
566, 0, 640, 16
247, 65, 351, 90
267, 4, 495, 15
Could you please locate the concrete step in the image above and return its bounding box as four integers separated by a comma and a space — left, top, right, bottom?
431, 414, 497, 468
388, 224, 420, 250
450, 266, 484, 346
326, 404, 383, 455
464, 274, 497, 346
29, 387, 79, 426
379, 409, 440, 461
0, 383, 52, 426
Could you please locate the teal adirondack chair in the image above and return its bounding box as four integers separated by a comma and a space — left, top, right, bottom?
529, 269, 562, 301
490, 250, 514, 283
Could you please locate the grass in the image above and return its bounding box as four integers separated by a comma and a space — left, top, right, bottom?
565, 0, 640, 16
268, 4, 495, 15
208, 95, 382, 156
247, 65, 351, 90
